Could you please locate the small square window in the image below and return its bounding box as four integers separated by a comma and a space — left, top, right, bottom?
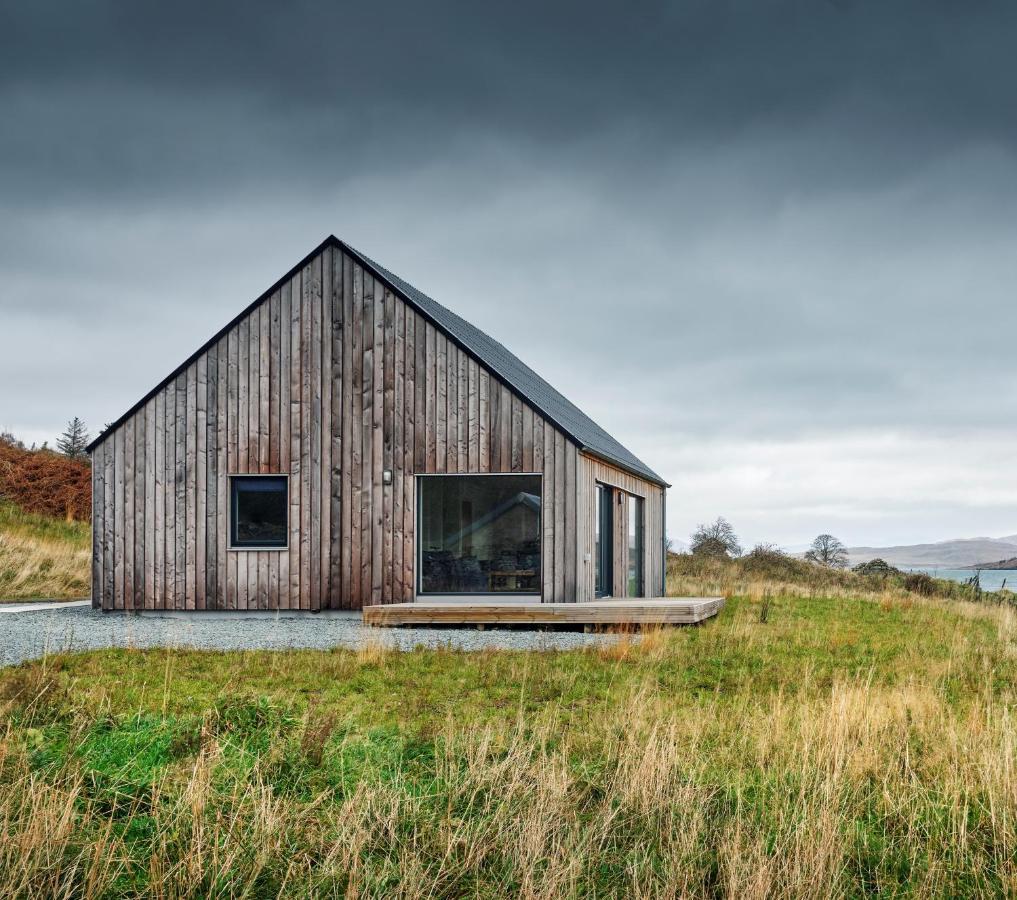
230, 476, 288, 549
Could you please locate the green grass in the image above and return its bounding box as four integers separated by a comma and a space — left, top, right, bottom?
0, 500, 90, 546
16, 595, 1001, 726
3, 592, 1017, 897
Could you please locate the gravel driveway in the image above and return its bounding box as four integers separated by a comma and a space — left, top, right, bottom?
1, 606, 619, 667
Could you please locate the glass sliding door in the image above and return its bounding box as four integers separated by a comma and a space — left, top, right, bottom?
595, 483, 613, 596
627, 495, 644, 597
418, 474, 541, 594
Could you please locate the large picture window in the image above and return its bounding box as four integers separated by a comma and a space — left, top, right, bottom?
230, 475, 288, 549
419, 474, 541, 594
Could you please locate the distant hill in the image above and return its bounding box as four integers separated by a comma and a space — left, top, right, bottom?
962, 558, 1017, 571
848, 537, 1017, 568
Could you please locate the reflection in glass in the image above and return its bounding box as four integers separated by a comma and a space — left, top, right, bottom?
419, 475, 541, 593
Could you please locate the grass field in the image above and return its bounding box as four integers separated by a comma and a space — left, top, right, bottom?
0, 501, 90, 600
3, 583, 1016, 897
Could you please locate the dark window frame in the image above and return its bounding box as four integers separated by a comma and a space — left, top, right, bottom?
228, 474, 289, 551
627, 494, 644, 597
416, 472, 543, 597
595, 482, 614, 598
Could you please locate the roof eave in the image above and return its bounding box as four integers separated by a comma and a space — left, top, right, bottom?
578, 447, 670, 489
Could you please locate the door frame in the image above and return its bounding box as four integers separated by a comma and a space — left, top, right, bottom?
595, 482, 613, 597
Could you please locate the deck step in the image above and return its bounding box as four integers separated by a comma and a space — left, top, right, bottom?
362, 597, 724, 628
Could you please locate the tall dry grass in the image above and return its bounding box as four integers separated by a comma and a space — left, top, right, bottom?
2, 681, 1015, 897
3, 598, 1017, 899
668, 547, 1011, 608
0, 527, 90, 600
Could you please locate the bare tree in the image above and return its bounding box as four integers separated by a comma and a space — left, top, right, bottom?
690, 517, 742, 558
804, 534, 849, 568
56, 417, 90, 461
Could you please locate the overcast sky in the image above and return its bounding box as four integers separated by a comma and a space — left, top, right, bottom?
2, 1, 1016, 549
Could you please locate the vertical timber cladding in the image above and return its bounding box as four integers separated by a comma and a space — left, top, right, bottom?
91, 244, 598, 611
576, 454, 667, 601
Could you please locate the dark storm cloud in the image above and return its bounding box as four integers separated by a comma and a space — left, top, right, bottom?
2, 0, 1016, 206
2, 0, 1016, 546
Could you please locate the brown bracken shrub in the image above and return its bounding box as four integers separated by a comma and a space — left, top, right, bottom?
0, 437, 90, 522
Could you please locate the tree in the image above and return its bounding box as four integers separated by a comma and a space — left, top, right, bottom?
56, 417, 90, 461
690, 517, 742, 558
804, 534, 848, 568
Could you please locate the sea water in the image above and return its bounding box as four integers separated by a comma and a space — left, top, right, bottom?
905, 568, 1017, 591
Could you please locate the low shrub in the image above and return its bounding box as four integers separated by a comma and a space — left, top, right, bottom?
902, 572, 936, 596
853, 558, 901, 578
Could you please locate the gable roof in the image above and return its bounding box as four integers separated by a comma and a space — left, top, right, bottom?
88, 236, 667, 487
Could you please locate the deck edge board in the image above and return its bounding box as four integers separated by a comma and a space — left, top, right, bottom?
362, 597, 724, 628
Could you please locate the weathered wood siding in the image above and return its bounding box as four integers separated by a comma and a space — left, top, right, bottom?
91, 245, 641, 610
575, 454, 666, 601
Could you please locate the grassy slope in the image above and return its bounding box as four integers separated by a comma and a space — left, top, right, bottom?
2, 585, 1017, 897
0, 501, 90, 600
667, 546, 1005, 603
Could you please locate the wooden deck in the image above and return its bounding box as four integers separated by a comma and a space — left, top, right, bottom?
362, 597, 725, 628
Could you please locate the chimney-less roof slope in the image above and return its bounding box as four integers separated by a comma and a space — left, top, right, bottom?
344, 243, 666, 486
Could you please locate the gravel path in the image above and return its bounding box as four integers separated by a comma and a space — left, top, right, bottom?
1, 606, 619, 667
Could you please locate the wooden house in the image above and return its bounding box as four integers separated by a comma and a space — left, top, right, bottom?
87, 237, 669, 611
